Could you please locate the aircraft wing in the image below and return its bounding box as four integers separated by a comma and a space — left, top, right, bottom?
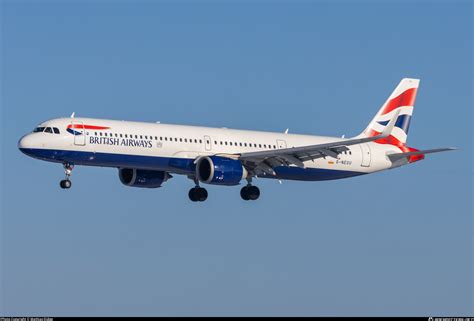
237, 111, 400, 176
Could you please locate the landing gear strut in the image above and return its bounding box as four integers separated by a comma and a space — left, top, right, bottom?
60, 163, 74, 189
240, 177, 260, 201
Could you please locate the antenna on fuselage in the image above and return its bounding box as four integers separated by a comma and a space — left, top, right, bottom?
70, 112, 75, 118
284, 128, 289, 134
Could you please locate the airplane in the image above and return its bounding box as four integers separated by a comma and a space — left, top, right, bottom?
18, 78, 455, 202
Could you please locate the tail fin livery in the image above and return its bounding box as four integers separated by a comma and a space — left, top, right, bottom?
363, 78, 419, 146
360, 78, 455, 164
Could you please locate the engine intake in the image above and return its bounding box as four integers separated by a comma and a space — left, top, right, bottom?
196, 156, 247, 186
119, 168, 171, 188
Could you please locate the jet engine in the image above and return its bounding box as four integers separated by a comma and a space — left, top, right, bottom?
195, 156, 247, 186
119, 168, 171, 188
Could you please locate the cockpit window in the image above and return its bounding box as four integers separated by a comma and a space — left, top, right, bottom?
53, 127, 60, 134
33, 127, 45, 133
44, 127, 53, 133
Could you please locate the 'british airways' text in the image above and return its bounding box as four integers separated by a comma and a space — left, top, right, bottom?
89, 136, 153, 148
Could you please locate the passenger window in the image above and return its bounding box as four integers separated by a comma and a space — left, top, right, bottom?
225, 142, 228, 145
220, 141, 223, 145
214, 141, 217, 145
53, 127, 60, 134
259, 144, 262, 148
180, 138, 183, 142
160, 137, 163, 141
99, 132, 103, 136
174, 138, 178, 142
199, 139, 202, 144
244, 143, 247, 147
230, 142, 233, 146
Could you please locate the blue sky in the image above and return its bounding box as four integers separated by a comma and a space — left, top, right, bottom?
1, 0, 472, 316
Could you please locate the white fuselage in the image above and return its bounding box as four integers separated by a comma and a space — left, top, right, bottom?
18, 117, 402, 182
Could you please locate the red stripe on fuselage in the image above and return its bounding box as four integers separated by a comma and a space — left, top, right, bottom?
67, 124, 110, 130
381, 87, 417, 115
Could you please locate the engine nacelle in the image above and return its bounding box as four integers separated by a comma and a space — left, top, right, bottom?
119, 168, 171, 188
196, 156, 247, 186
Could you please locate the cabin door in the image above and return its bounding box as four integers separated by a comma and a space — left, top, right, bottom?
71, 121, 86, 146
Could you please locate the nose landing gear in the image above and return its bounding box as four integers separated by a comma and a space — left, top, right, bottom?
60, 163, 74, 189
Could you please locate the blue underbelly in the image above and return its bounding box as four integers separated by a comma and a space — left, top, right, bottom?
19, 148, 365, 181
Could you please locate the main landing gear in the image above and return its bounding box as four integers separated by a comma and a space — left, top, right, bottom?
60, 163, 74, 189
240, 177, 260, 201
188, 176, 208, 202
188, 176, 260, 202
240, 184, 260, 201
188, 186, 208, 202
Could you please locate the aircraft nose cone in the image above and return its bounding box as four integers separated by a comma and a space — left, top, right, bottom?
18, 134, 35, 155
18, 135, 26, 149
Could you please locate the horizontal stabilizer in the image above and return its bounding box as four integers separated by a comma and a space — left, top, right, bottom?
387, 147, 457, 161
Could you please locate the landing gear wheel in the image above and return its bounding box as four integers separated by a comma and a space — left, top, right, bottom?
189, 187, 208, 202
60, 179, 72, 189
240, 186, 250, 201
196, 187, 208, 202
188, 188, 198, 202
241, 185, 260, 201
60, 163, 74, 189
248, 185, 260, 200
